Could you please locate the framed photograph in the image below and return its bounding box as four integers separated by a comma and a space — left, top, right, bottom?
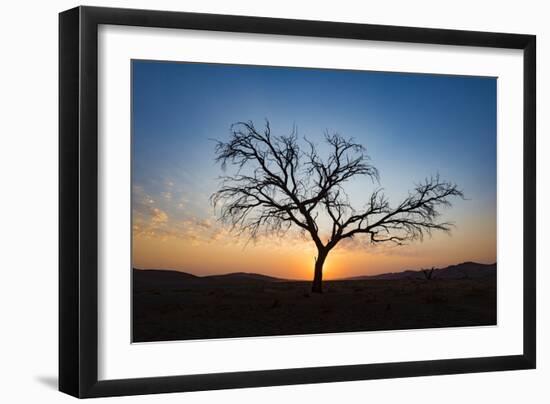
59, 6, 536, 398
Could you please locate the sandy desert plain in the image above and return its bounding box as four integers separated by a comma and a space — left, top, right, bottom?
132, 262, 496, 342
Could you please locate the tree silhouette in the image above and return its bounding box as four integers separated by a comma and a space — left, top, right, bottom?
211, 120, 464, 293
421, 267, 436, 280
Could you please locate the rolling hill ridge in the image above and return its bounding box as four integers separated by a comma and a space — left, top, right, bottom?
133, 261, 496, 288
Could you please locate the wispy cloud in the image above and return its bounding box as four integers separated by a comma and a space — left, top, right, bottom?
133, 182, 230, 245
132, 181, 316, 252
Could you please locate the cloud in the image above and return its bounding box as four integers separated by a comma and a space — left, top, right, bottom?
132, 185, 155, 207
151, 207, 168, 224
132, 185, 222, 244
132, 180, 311, 249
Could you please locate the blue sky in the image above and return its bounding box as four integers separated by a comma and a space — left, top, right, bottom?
131, 60, 496, 277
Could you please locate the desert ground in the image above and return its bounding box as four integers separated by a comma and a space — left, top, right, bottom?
132, 263, 496, 342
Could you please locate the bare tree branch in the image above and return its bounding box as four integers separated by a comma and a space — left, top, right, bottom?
339, 175, 464, 244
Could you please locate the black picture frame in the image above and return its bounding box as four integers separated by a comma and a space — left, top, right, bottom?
59, 5, 536, 398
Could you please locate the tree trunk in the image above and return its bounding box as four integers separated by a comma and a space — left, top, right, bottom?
311, 249, 328, 294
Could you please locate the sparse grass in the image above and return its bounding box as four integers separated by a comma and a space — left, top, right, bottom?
133, 277, 496, 342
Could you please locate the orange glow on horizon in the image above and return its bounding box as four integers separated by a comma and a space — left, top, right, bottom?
132, 208, 496, 280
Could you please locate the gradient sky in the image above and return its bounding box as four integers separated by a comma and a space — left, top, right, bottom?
132, 60, 497, 280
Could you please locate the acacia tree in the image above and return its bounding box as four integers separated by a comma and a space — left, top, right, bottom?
211, 120, 464, 293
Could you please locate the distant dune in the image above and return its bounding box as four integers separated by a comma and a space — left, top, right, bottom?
133, 268, 201, 290
204, 272, 286, 282
133, 261, 496, 286
133, 268, 287, 289
344, 262, 496, 281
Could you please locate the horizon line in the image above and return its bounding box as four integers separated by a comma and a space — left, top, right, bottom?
132, 260, 497, 281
